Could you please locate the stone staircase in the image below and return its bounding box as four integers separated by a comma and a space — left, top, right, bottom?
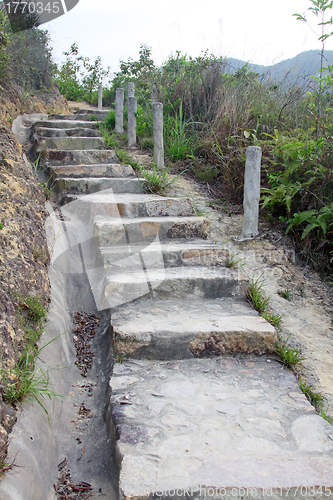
33, 110, 333, 498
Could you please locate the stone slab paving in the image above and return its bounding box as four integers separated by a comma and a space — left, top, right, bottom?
37, 136, 105, 151
63, 192, 195, 218
104, 266, 248, 306
95, 216, 211, 246
111, 297, 276, 358
52, 164, 134, 178
41, 148, 119, 166
110, 357, 333, 498
34, 119, 100, 129
56, 177, 144, 196
101, 239, 230, 268
34, 126, 101, 137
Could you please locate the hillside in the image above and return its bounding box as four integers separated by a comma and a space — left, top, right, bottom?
224, 49, 333, 85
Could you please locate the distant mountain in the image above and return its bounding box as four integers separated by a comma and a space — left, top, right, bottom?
223, 50, 333, 85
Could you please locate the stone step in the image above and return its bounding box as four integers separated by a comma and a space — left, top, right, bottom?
95, 216, 210, 246
48, 110, 108, 121
34, 119, 100, 130
103, 266, 248, 307
62, 193, 195, 219
110, 358, 333, 498
37, 136, 105, 151
74, 109, 110, 116
34, 126, 101, 138
55, 177, 144, 197
101, 239, 229, 269
41, 149, 119, 166
111, 297, 276, 359
52, 164, 134, 178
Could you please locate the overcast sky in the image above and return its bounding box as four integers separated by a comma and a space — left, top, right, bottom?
44, 0, 333, 78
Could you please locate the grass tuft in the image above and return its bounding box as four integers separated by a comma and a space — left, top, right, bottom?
226, 250, 246, 269
262, 311, 283, 328
18, 295, 47, 324
299, 377, 326, 408
275, 334, 305, 368
278, 287, 293, 301
138, 163, 179, 194
0, 441, 16, 476
245, 276, 270, 314
0, 337, 61, 415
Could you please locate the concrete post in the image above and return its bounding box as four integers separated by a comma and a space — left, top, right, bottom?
128, 82, 135, 105
241, 146, 262, 239
151, 85, 158, 105
153, 102, 164, 168
115, 88, 124, 134
98, 84, 103, 110
128, 96, 137, 146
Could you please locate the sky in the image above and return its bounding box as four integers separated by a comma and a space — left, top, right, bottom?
43, 0, 333, 78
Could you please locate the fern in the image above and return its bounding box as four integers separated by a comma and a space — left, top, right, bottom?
287, 203, 333, 239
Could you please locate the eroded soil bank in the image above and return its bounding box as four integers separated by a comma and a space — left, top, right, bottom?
0, 87, 68, 451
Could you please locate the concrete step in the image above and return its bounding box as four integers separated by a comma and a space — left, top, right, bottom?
62, 193, 195, 218
103, 266, 248, 307
95, 216, 210, 246
37, 136, 105, 151
34, 126, 101, 138
48, 110, 108, 121
52, 164, 134, 178
101, 239, 229, 269
74, 109, 110, 116
111, 297, 276, 358
55, 177, 144, 197
110, 357, 333, 497
41, 149, 119, 166
34, 119, 100, 130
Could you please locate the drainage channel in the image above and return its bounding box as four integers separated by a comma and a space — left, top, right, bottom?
0, 115, 119, 500
0, 224, 118, 500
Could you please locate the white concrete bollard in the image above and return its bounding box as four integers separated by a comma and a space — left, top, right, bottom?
115, 88, 124, 134
98, 84, 103, 110
151, 85, 158, 105
128, 96, 137, 146
241, 146, 262, 239
153, 102, 164, 168
128, 82, 135, 104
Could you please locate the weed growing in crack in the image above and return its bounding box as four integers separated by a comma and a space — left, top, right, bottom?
17, 295, 47, 324
321, 408, 333, 425
262, 311, 283, 328
299, 377, 326, 408
114, 353, 126, 363
138, 163, 179, 194
245, 276, 270, 314
278, 287, 293, 301
275, 334, 305, 368
0, 338, 61, 415
226, 251, 246, 269
116, 149, 140, 170
0, 441, 16, 476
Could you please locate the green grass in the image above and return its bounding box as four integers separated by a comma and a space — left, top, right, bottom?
0, 441, 15, 476
299, 377, 326, 408
104, 109, 116, 130
115, 149, 140, 170
0, 337, 61, 415
275, 334, 305, 368
262, 311, 283, 328
226, 251, 246, 269
321, 408, 333, 425
278, 287, 293, 301
17, 295, 47, 324
245, 276, 270, 314
138, 163, 178, 194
